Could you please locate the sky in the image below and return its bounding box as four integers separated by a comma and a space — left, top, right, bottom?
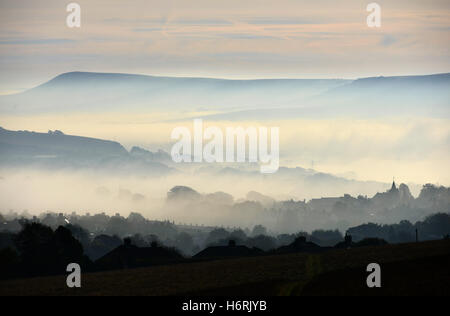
0, 0, 449, 93
0, 0, 449, 187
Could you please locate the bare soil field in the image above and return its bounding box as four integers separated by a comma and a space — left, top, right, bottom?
1, 240, 449, 296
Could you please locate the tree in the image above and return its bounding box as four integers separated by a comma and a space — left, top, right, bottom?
251, 225, 267, 237
14, 223, 88, 277
65, 223, 90, 249
206, 228, 229, 245
0, 247, 20, 279
173, 232, 195, 255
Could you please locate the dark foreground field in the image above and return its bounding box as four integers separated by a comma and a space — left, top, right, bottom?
0, 240, 449, 296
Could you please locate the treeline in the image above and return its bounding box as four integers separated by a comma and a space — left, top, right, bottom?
0, 212, 449, 280
348, 213, 450, 243
0, 224, 92, 279
1, 183, 449, 238
1, 211, 449, 258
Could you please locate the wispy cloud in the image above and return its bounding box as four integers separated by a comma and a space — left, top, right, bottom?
0, 38, 76, 45
0, 0, 449, 90
132, 27, 164, 33
242, 17, 333, 25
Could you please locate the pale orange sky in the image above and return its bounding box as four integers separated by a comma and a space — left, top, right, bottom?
0, 0, 449, 92
0, 0, 449, 186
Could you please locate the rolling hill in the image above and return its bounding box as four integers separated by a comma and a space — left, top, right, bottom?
0, 127, 171, 173
0, 239, 448, 296
0, 72, 348, 114
0, 72, 448, 119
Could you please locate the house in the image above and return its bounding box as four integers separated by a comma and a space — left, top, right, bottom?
275, 236, 327, 254
95, 239, 184, 270
193, 240, 263, 259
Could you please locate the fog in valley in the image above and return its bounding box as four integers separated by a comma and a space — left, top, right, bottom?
0, 72, 449, 236
0, 166, 444, 234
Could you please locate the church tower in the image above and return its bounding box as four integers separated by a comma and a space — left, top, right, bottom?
389, 177, 399, 194
391, 180, 397, 191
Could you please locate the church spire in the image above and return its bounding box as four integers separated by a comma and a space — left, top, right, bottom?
391, 177, 397, 191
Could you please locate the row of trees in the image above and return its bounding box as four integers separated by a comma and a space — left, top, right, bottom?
0, 223, 92, 279
1, 212, 449, 280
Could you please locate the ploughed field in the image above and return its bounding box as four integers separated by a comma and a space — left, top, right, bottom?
1, 240, 449, 296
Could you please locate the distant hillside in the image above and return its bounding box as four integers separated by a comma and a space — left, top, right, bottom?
200, 73, 450, 120
314, 73, 450, 117
0, 127, 126, 158
0, 126, 392, 197
1, 71, 447, 119
0, 71, 348, 114
0, 127, 171, 174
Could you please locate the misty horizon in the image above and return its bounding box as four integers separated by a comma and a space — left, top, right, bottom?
0, 0, 449, 298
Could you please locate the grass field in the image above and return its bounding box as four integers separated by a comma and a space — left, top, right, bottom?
0, 240, 449, 296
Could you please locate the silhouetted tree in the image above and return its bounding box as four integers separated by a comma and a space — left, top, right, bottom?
310, 229, 343, 247
206, 228, 230, 245
251, 225, 268, 237
247, 234, 276, 251
13, 223, 89, 277
87, 234, 122, 260
65, 223, 91, 249
0, 247, 20, 279
173, 232, 195, 255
